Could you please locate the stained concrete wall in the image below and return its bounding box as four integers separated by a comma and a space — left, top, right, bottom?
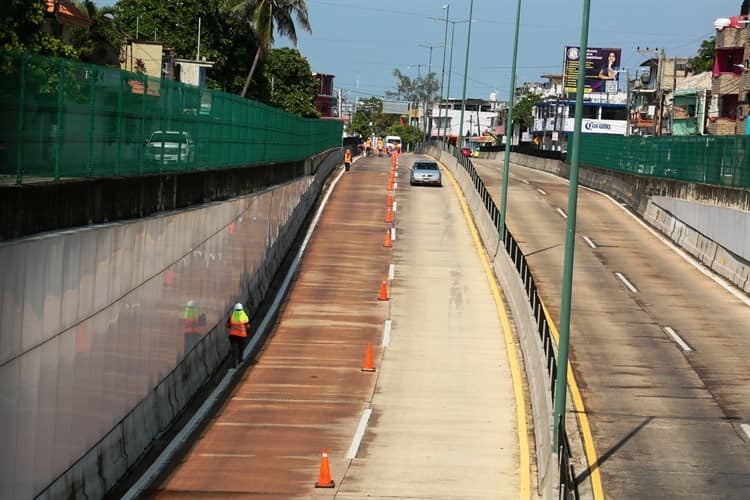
0, 150, 343, 499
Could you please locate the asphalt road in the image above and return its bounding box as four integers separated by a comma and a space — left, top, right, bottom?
472, 157, 750, 499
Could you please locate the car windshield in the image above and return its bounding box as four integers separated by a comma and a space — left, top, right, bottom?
413, 163, 438, 170
150, 132, 188, 143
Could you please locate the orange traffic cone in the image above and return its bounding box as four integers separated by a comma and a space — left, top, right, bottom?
385, 207, 393, 223
378, 280, 389, 301
386, 193, 393, 207
314, 448, 335, 488
387, 179, 393, 191
383, 229, 392, 247
362, 344, 376, 372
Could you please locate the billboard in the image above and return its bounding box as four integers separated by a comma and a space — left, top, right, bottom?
382, 100, 410, 115
563, 46, 622, 94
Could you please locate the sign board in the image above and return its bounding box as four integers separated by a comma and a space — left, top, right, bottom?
552, 131, 559, 141
382, 100, 410, 115
581, 119, 627, 135
563, 46, 622, 94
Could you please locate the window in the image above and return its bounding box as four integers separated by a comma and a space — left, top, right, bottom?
601, 107, 627, 120
715, 48, 744, 75
720, 94, 738, 119
583, 106, 598, 119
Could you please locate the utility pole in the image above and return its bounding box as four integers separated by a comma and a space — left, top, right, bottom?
458, 0, 474, 147
438, 4, 450, 141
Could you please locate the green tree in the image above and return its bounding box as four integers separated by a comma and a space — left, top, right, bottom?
70, 0, 120, 65
689, 36, 716, 73
258, 47, 318, 117
349, 98, 379, 137
512, 94, 541, 130
115, 0, 256, 93
388, 123, 423, 145
222, 0, 311, 98
1, 0, 78, 58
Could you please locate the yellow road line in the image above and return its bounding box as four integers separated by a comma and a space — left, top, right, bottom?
442, 164, 531, 500
541, 302, 604, 499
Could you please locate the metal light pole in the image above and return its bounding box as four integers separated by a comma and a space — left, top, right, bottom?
438, 4, 450, 141
458, 0, 474, 148
418, 43, 442, 138
498, 0, 523, 244
553, 0, 592, 448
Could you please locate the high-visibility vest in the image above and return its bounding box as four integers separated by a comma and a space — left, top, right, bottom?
184, 306, 201, 335
366, 139, 371, 148
344, 150, 352, 163
228, 309, 249, 338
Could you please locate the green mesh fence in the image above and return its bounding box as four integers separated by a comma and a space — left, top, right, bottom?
0, 52, 343, 184
574, 134, 750, 188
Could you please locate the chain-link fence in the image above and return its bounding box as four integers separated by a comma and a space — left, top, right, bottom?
0, 52, 343, 185
575, 134, 750, 188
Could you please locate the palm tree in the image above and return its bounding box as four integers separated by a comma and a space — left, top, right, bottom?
224, 0, 311, 98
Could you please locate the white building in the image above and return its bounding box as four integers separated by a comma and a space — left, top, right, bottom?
430, 96, 503, 145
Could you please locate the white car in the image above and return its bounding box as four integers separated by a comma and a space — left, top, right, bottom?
409, 161, 442, 187
145, 131, 195, 166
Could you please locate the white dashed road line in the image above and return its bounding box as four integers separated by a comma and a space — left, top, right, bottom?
663, 326, 692, 352
346, 408, 373, 459
583, 236, 597, 249
556, 208, 568, 219
537, 188, 547, 196
382, 319, 392, 347
615, 272, 639, 294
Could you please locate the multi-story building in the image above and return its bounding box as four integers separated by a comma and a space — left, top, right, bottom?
430, 96, 500, 146
313, 73, 336, 118
708, 6, 748, 135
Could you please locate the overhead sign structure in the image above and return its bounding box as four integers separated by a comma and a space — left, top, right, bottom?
563, 46, 622, 94
382, 100, 410, 115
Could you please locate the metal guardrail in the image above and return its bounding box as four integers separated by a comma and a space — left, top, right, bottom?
0, 52, 343, 185
431, 141, 577, 498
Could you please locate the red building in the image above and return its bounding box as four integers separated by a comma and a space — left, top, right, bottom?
314, 73, 337, 117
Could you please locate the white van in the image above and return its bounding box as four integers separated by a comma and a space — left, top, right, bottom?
385, 135, 402, 153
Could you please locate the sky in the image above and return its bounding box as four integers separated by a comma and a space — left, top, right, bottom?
279, 0, 742, 104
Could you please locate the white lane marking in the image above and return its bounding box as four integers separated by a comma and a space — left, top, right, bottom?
556, 208, 568, 219
390, 227, 396, 241
393, 201, 398, 212
388, 264, 395, 281
382, 319, 392, 347
663, 326, 692, 352
577, 184, 750, 308
199, 453, 256, 458
123, 166, 348, 499
394, 172, 398, 178
741, 424, 750, 441
537, 188, 547, 196
615, 272, 639, 294
346, 408, 373, 459
394, 182, 398, 190
583, 236, 597, 249
521, 178, 530, 185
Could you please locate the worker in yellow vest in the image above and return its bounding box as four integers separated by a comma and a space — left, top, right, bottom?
377, 138, 384, 157
344, 148, 352, 172
226, 302, 250, 367
365, 138, 372, 156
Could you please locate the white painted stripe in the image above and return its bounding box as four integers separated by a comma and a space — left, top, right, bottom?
394, 172, 398, 178
123, 166, 349, 499
388, 264, 395, 281
521, 178, 530, 185
199, 453, 256, 458
583, 236, 597, 249
578, 184, 750, 309
390, 227, 396, 241
556, 208, 568, 219
663, 326, 692, 352
346, 408, 373, 459
537, 188, 547, 196
615, 272, 639, 293
382, 319, 392, 347
394, 182, 398, 190
392, 201, 398, 212
741, 424, 750, 441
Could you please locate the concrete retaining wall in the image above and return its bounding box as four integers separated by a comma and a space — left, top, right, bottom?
0, 150, 343, 499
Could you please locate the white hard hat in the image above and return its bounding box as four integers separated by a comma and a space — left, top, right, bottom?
234, 302, 243, 311
187, 300, 195, 307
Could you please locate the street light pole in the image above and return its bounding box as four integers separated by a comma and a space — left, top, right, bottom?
458, 0, 474, 148
498, 0, 523, 245
438, 4, 450, 141
418, 43, 442, 139
553, 0, 592, 448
